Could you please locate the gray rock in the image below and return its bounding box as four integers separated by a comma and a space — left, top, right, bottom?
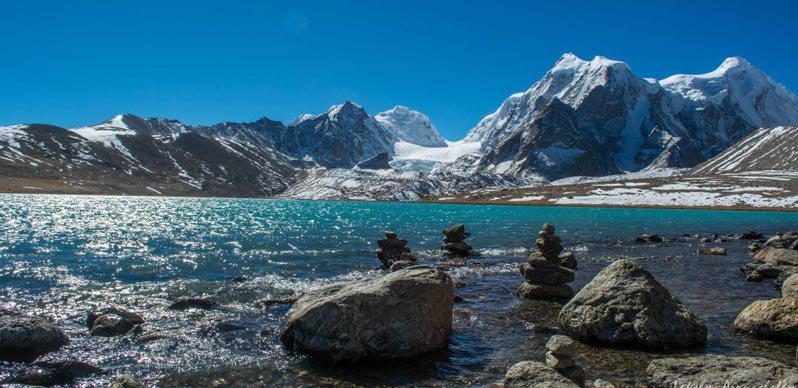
558, 365, 586, 387
783, 274, 798, 298
697, 247, 726, 255
520, 264, 574, 285
0, 313, 69, 362
734, 298, 798, 340
545, 351, 575, 369
764, 248, 798, 267
389, 260, 417, 272
546, 335, 579, 356
109, 374, 144, 388
501, 361, 579, 388
558, 259, 707, 349
90, 314, 135, 337
86, 307, 143, 328
591, 379, 616, 388
279, 266, 454, 363
646, 355, 798, 387
560, 252, 577, 270
517, 282, 573, 300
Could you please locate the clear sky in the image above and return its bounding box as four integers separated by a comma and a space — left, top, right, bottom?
1, 0, 796, 139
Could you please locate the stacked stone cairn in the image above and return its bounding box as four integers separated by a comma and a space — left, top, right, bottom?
545, 335, 586, 387
441, 224, 473, 257
517, 223, 576, 300
377, 231, 416, 270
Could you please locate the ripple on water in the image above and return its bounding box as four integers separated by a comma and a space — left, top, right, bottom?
1, 194, 798, 386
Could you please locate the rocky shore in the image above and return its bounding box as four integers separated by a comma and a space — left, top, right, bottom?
2, 226, 798, 386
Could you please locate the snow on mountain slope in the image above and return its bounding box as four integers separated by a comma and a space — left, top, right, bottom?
375, 106, 447, 147
464, 53, 798, 180
290, 101, 397, 168
690, 126, 798, 175
393, 140, 481, 162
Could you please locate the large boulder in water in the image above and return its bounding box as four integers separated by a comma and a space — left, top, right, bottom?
734, 298, 798, 340
558, 259, 707, 349
279, 266, 454, 363
0, 312, 69, 362
646, 355, 798, 387
500, 361, 579, 387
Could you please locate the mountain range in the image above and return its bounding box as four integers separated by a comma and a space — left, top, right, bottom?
1, 53, 797, 200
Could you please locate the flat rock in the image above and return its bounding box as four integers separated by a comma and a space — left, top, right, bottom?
764, 248, 798, 267
0, 312, 69, 362
646, 355, 798, 387
734, 298, 798, 340
501, 361, 579, 388
697, 247, 726, 255
279, 266, 454, 363
558, 259, 707, 349
389, 260, 417, 272
545, 351, 575, 369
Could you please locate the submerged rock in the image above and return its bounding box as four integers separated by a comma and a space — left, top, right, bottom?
169, 297, 218, 310
697, 247, 726, 255
0, 312, 69, 362
109, 374, 145, 388
86, 307, 144, 329
3, 360, 104, 386
734, 298, 798, 340
646, 355, 798, 387
740, 231, 764, 240
279, 266, 454, 363
558, 259, 707, 349
501, 361, 579, 387
90, 314, 135, 337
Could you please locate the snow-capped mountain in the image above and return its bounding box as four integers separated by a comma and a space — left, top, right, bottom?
288, 101, 396, 168
689, 126, 798, 175
375, 106, 447, 147
466, 53, 798, 179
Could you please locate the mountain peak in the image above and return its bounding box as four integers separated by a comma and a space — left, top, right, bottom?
328, 101, 365, 118
551, 53, 630, 73
375, 106, 447, 147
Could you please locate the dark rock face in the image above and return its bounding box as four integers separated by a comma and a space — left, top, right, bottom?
734, 298, 798, 340
500, 361, 579, 388
646, 355, 798, 388
356, 152, 392, 170
559, 259, 707, 349
0, 312, 69, 362
279, 266, 454, 363
441, 224, 473, 257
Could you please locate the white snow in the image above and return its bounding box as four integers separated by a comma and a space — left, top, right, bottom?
375, 106, 447, 147
71, 115, 138, 162
393, 140, 481, 163
508, 195, 545, 202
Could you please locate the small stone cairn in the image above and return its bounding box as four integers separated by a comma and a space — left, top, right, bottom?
377, 231, 416, 270
441, 224, 473, 257
517, 223, 576, 300
545, 335, 586, 387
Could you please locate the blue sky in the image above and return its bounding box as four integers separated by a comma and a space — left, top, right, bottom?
1, 0, 796, 139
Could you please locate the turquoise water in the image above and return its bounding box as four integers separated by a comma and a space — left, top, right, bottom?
1, 194, 797, 386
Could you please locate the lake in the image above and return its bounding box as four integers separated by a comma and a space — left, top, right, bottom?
1, 194, 797, 386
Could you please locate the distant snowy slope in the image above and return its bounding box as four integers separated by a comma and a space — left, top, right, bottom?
690, 126, 798, 175
375, 106, 447, 147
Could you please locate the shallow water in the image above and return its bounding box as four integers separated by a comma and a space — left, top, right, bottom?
1, 194, 797, 387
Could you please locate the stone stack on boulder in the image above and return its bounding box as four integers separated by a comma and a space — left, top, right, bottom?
441, 224, 473, 257
559, 259, 707, 349
545, 335, 585, 387
376, 231, 416, 270
516, 223, 576, 300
